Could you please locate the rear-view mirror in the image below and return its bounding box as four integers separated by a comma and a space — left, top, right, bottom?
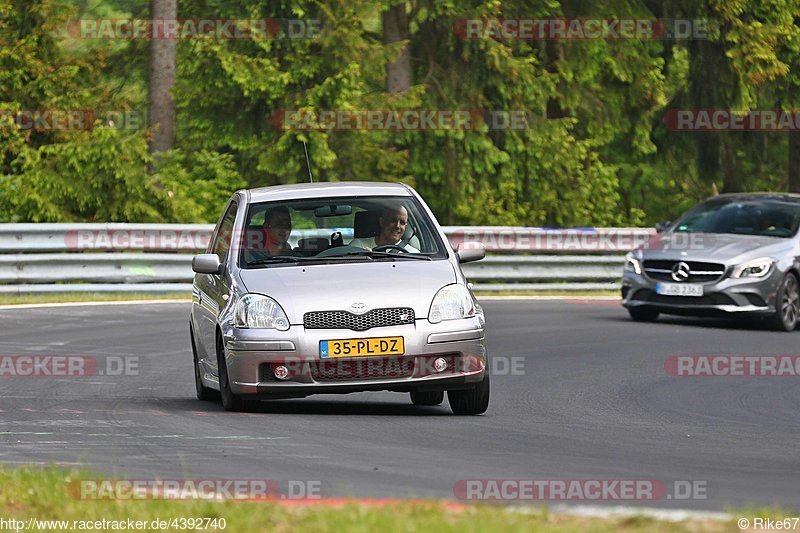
314, 205, 352, 217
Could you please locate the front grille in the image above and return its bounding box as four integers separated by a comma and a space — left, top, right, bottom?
643, 260, 726, 283
303, 308, 415, 331
632, 289, 737, 306
310, 357, 414, 381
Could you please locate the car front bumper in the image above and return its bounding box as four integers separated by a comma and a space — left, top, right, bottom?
621, 268, 783, 316
220, 317, 487, 397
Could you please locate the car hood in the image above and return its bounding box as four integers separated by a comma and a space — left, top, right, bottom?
237, 259, 457, 324
641, 232, 794, 265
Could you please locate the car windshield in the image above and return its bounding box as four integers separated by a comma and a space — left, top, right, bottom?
672, 198, 800, 238
238, 195, 448, 267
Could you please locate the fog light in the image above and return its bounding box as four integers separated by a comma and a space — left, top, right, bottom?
273, 365, 289, 380
433, 357, 448, 373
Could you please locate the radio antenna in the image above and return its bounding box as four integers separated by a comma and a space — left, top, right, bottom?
302, 141, 313, 183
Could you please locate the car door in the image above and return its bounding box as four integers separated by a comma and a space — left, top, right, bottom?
194, 199, 238, 367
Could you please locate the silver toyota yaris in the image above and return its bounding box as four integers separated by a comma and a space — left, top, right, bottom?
622, 193, 800, 331
189, 182, 489, 414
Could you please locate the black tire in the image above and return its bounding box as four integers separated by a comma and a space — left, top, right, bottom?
448, 374, 490, 415
628, 307, 660, 322
771, 272, 799, 331
190, 325, 217, 401
410, 390, 444, 406
216, 335, 249, 411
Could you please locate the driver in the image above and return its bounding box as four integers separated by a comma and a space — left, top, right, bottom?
350, 205, 420, 252
262, 206, 296, 255
757, 211, 787, 234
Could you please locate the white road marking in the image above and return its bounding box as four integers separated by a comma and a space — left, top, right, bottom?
0, 431, 288, 441
477, 295, 618, 301
0, 300, 190, 310
0, 296, 620, 309
514, 504, 731, 522
0, 460, 82, 465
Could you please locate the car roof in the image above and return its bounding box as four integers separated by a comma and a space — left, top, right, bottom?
706, 192, 800, 203
244, 181, 413, 203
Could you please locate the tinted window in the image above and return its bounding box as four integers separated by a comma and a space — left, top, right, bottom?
674, 199, 800, 238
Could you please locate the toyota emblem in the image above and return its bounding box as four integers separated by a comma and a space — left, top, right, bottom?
349, 302, 367, 314
671, 261, 691, 282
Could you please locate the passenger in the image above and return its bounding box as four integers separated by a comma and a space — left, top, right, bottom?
350, 205, 420, 252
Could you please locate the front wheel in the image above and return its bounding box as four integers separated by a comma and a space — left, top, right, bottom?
410, 390, 444, 406
770, 272, 799, 331
217, 335, 249, 411
448, 374, 490, 415
628, 307, 660, 322
191, 326, 217, 401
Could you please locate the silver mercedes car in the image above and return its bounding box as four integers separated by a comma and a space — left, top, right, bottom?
189, 182, 489, 414
622, 193, 800, 331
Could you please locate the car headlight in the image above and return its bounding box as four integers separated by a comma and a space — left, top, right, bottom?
731, 257, 775, 278
624, 251, 642, 275
429, 284, 475, 324
234, 294, 290, 330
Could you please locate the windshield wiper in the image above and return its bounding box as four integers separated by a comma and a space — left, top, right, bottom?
341, 251, 431, 261
246, 255, 308, 266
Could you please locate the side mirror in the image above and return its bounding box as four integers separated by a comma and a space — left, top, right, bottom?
655, 221, 671, 234
456, 242, 485, 263
192, 254, 222, 274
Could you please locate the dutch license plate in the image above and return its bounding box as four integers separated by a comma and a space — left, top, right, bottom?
319, 337, 404, 358
656, 283, 703, 297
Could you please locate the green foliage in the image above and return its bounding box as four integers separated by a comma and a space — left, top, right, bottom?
1, 127, 163, 222
155, 149, 247, 222
3, 0, 800, 225
0, 0, 246, 223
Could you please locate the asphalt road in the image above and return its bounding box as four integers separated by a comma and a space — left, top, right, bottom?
0, 300, 798, 510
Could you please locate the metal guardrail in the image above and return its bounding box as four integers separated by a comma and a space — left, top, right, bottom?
0, 224, 645, 293
0, 224, 213, 253
0, 254, 190, 284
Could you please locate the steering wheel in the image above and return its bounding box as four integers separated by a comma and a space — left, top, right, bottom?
373, 244, 409, 254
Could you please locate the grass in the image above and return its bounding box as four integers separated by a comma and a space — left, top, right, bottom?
0, 466, 751, 532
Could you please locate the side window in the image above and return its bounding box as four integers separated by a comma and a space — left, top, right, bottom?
211, 201, 238, 263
